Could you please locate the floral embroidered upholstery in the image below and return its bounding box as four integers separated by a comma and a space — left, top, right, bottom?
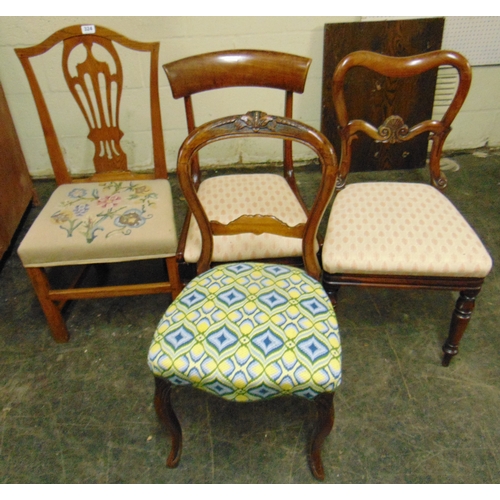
183, 174, 308, 263
322, 182, 493, 277
18, 179, 178, 267
148, 262, 342, 402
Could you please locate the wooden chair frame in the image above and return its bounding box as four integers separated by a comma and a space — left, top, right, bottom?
153, 110, 340, 480
15, 25, 182, 342
163, 50, 312, 267
323, 50, 485, 366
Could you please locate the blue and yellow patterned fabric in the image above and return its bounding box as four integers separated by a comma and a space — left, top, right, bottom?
148, 263, 341, 402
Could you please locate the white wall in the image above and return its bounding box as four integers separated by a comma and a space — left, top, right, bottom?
448, 64, 500, 149
0, 16, 499, 178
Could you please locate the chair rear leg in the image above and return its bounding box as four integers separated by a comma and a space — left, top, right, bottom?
308, 392, 335, 481
442, 289, 480, 367
154, 377, 182, 468
166, 256, 183, 299
322, 274, 340, 307
25, 267, 69, 343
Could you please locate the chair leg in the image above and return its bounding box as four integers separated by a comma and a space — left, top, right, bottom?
442, 289, 480, 367
308, 392, 335, 481
154, 377, 182, 468
327, 285, 340, 307
165, 256, 183, 299
25, 267, 69, 343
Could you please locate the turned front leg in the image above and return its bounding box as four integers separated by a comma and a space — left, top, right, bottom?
442, 289, 480, 367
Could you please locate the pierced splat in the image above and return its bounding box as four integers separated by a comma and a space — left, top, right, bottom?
62, 36, 127, 173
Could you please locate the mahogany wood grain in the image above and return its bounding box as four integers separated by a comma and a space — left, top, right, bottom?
210, 215, 305, 238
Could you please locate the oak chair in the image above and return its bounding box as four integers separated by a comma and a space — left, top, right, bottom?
148, 110, 341, 480
15, 25, 182, 342
321, 50, 493, 366
163, 50, 312, 271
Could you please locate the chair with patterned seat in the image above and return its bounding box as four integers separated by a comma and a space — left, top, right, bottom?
163, 50, 312, 272
321, 50, 493, 366
15, 25, 182, 342
148, 110, 341, 480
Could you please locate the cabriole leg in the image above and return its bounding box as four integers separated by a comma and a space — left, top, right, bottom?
309, 392, 335, 481
154, 377, 182, 468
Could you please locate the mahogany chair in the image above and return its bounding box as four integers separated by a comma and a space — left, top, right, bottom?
15, 25, 182, 342
163, 50, 312, 270
148, 110, 341, 480
321, 50, 493, 366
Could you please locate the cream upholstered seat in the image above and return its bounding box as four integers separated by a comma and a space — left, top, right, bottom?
321, 50, 493, 367
183, 173, 307, 263
148, 110, 341, 481
323, 182, 492, 277
15, 25, 182, 342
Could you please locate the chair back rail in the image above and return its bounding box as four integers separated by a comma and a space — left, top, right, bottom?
164, 49, 311, 197
15, 24, 167, 185
332, 50, 472, 190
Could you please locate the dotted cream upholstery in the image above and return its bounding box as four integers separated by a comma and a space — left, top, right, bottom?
183, 173, 308, 263
148, 262, 341, 402
18, 179, 178, 267
322, 182, 492, 277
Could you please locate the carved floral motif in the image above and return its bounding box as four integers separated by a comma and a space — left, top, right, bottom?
377, 115, 409, 143
235, 111, 276, 132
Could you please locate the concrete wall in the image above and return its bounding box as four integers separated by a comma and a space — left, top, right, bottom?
1, 16, 499, 178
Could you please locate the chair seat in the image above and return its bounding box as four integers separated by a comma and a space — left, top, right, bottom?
148, 262, 342, 402
183, 173, 308, 263
18, 179, 178, 267
322, 182, 493, 277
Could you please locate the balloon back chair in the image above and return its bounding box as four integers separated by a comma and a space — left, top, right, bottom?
15, 25, 182, 342
321, 50, 492, 366
163, 50, 313, 271
148, 111, 342, 480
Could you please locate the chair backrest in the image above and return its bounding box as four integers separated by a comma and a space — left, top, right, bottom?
176, 110, 338, 278
164, 49, 311, 183
15, 24, 168, 185
332, 50, 472, 190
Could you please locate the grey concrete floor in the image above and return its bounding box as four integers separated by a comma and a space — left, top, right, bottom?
0, 151, 499, 483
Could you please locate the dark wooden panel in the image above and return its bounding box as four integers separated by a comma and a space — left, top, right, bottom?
321, 18, 444, 172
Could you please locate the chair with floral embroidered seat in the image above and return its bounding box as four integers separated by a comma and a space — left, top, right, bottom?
147, 110, 342, 480
15, 25, 182, 342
